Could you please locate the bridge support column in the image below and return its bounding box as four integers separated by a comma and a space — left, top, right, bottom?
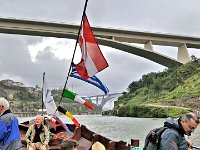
144, 40, 154, 51
96, 97, 99, 105
101, 96, 105, 109
177, 43, 191, 64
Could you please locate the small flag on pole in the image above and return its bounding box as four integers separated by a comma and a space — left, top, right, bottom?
49, 117, 57, 131
58, 106, 80, 127
43, 73, 59, 115
53, 116, 71, 134
70, 63, 109, 94
62, 89, 94, 110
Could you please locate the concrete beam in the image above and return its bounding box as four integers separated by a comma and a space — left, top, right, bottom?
97, 37, 182, 68
0, 18, 200, 49
0, 18, 192, 67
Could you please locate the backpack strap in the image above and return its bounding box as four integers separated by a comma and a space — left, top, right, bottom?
143, 127, 167, 150
158, 127, 182, 149
156, 127, 167, 150
170, 128, 182, 147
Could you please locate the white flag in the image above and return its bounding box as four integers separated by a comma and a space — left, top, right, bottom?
43, 73, 59, 115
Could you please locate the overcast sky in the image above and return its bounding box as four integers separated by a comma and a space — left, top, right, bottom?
0, 0, 200, 96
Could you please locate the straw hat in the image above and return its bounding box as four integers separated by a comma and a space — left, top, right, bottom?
92, 142, 106, 150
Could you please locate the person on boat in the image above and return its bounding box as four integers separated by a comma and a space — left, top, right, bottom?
0, 97, 22, 150
159, 112, 199, 150
25, 115, 49, 150
92, 142, 106, 150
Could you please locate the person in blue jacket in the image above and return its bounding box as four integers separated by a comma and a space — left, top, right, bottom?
0, 97, 22, 150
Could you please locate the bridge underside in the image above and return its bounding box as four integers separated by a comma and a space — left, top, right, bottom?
0, 18, 199, 67
97, 38, 182, 68
0, 28, 182, 68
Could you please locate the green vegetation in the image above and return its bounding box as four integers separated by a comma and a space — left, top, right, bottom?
108, 58, 200, 118
1, 57, 200, 118
0, 80, 98, 114
163, 71, 200, 100
116, 104, 191, 118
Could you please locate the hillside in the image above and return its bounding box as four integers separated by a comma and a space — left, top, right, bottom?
1, 58, 200, 117
104, 57, 200, 118
0, 80, 99, 114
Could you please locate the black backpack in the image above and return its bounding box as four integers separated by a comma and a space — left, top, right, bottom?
143, 127, 167, 150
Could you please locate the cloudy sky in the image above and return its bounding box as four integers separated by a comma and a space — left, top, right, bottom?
0, 0, 200, 96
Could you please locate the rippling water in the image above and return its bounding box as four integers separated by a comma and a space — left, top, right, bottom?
18, 115, 200, 148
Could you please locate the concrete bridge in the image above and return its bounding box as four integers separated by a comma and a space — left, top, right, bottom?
14, 112, 37, 117
0, 18, 200, 67
83, 93, 122, 110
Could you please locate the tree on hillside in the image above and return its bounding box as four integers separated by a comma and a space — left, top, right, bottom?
127, 79, 144, 93
191, 55, 198, 62
142, 74, 154, 87
152, 80, 162, 97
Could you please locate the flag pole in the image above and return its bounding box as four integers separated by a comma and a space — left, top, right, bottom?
57, 0, 89, 106
42, 72, 45, 116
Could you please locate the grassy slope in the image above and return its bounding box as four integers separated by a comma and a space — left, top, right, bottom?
111, 61, 200, 118
162, 71, 200, 101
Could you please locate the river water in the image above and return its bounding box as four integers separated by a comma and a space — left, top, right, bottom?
18, 115, 200, 148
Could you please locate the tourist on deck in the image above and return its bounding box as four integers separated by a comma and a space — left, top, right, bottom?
26, 115, 49, 150
157, 112, 198, 150
0, 97, 22, 149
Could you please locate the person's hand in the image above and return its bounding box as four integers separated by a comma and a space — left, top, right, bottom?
187, 140, 193, 149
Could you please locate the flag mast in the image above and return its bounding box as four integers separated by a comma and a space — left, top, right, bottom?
42, 72, 45, 115
57, 0, 89, 106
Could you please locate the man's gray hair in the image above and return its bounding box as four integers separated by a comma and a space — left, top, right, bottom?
0, 97, 9, 110
182, 112, 199, 124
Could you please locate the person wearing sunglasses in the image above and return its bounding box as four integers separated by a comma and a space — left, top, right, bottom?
0, 97, 22, 149
159, 112, 199, 150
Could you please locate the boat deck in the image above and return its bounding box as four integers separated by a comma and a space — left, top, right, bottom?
21, 137, 91, 150
19, 120, 135, 150
20, 121, 92, 150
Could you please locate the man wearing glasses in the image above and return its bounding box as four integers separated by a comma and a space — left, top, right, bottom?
160, 112, 199, 150
0, 97, 22, 149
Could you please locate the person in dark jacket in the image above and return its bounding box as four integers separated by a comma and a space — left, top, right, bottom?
160, 112, 199, 150
0, 97, 22, 150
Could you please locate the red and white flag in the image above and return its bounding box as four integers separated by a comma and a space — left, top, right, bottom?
76, 15, 109, 79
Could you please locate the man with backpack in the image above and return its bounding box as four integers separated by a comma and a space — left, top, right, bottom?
144, 112, 199, 150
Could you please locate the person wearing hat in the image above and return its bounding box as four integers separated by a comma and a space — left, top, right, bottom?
92, 142, 106, 150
